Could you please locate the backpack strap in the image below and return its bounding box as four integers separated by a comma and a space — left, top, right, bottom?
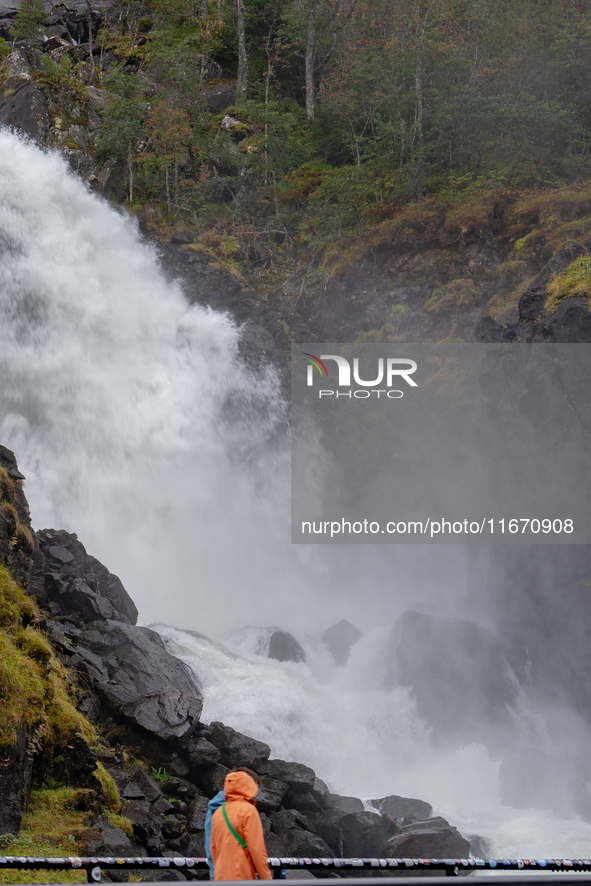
222, 803, 248, 850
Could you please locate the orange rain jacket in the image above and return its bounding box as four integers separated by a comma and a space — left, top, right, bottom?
211, 771, 272, 881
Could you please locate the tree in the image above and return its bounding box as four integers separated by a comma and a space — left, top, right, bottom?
11, 0, 48, 40
139, 101, 192, 218
236, 0, 249, 100
303, 0, 359, 122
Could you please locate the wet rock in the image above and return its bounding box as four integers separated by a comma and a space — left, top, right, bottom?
120, 798, 154, 843
129, 765, 163, 802
183, 735, 221, 767
259, 759, 316, 792
381, 816, 470, 859
187, 796, 210, 831
32, 529, 138, 624
161, 776, 202, 803
256, 777, 289, 813
270, 810, 333, 857
78, 621, 200, 704
194, 763, 230, 796
121, 690, 202, 741
79, 815, 134, 856
319, 793, 364, 821
268, 631, 306, 663
44, 572, 121, 622
170, 231, 195, 245
321, 619, 362, 666
0, 722, 33, 835
339, 811, 389, 857
371, 794, 433, 823
211, 724, 271, 769
548, 297, 591, 342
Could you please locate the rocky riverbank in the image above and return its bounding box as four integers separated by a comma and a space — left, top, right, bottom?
0, 444, 474, 876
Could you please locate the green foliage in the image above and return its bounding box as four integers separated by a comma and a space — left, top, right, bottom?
96, 73, 146, 166
425, 280, 477, 314
150, 766, 171, 782
546, 253, 591, 314
11, 0, 48, 40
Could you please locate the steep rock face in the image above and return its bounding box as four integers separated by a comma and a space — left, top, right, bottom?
322, 619, 363, 666
30, 529, 138, 624
390, 610, 517, 750
381, 817, 471, 859
0, 722, 33, 835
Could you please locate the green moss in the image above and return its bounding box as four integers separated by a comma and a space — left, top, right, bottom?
545, 253, 591, 314
107, 812, 135, 840
424, 279, 477, 314
0, 787, 88, 883
94, 761, 121, 812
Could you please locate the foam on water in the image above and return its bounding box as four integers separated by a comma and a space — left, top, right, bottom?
1, 129, 590, 861
156, 622, 591, 859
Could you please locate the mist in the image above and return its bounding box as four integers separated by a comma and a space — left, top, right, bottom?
2, 129, 591, 858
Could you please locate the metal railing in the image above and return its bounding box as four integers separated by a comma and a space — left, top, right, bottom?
0, 855, 590, 881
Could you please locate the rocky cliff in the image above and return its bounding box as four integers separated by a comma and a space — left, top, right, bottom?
0, 444, 474, 875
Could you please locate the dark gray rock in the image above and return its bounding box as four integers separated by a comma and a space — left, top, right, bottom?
322, 619, 363, 666
381, 816, 470, 859
268, 631, 305, 663
129, 765, 163, 802
339, 811, 389, 857
161, 776, 202, 803
187, 796, 210, 832
371, 794, 433, 823
549, 297, 591, 342
0, 722, 32, 835
122, 782, 146, 800
474, 316, 509, 343
0, 80, 48, 139
256, 777, 289, 813
120, 798, 154, 843
79, 815, 134, 856
211, 724, 270, 769
44, 572, 120, 622
259, 759, 316, 792
392, 610, 516, 750
282, 787, 323, 816
270, 810, 332, 857
319, 793, 364, 821
121, 690, 202, 741
170, 231, 195, 245
33, 529, 138, 624
78, 621, 200, 705
194, 763, 230, 796
183, 736, 221, 766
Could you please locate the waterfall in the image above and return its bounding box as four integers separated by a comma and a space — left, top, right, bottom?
2, 129, 591, 860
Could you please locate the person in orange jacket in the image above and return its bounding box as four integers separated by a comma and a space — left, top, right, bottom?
211, 768, 272, 881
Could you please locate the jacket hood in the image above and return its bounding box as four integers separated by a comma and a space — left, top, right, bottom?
224, 770, 258, 804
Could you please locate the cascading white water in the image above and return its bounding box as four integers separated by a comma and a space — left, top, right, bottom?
157, 623, 591, 860
1, 129, 591, 861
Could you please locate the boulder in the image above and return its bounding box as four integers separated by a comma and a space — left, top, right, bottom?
183, 735, 222, 766
187, 796, 210, 832
161, 776, 202, 803
392, 610, 516, 749
78, 815, 135, 856
129, 765, 163, 802
121, 690, 202, 741
193, 763, 230, 796
549, 297, 591, 342
322, 619, 363, 666
270, 810, 333, 857
77, 621, 200, 705
208, 723, 270, 769
339, 811, 389, 857
32, 529, 138, 624
381, 816, 470, 859
319, 792, 364, 821
268, 631, 306, 663
256, 777, 289, 813
259, 759, 316, 791
371, 794, 433, 823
